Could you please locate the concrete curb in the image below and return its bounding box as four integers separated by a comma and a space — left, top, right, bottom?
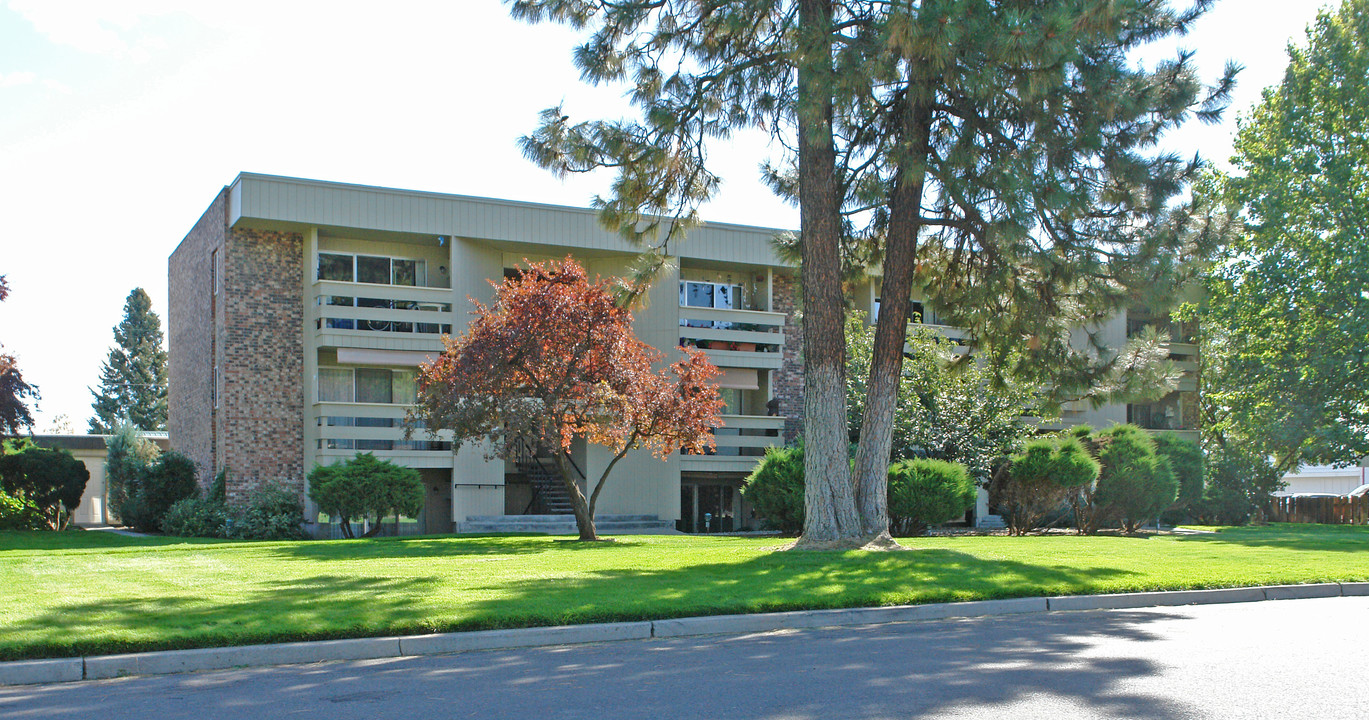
3, 583, 1364, 686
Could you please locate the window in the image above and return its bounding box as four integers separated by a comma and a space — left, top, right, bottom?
318, 367, 420, 405
318, 369, 354, 403
211, 248, 221, 295
680, 281, 745, 329
318, 253, 354, 282
318, 252, 427, 287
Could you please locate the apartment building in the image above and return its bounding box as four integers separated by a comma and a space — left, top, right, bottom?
169, 172, 1198, 535
168, 173, 800, 535
851, 284, 1202, 445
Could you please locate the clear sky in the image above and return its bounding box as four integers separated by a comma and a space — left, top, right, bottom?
0, 0, 1334, 432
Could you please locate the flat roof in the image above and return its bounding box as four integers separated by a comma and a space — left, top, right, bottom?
228, 173, 794, 268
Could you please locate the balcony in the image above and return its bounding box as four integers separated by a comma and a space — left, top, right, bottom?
313, 280, 456, 351
678, 307, 786, 370
313, 402, 455, 468
681, 414, 786, 473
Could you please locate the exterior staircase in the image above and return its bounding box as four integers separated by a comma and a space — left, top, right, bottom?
520, 461, 575, 515
456, 514, 678, 534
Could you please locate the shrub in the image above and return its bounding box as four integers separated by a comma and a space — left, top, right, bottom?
308, 453, 424, 539
998, 435, 1100, 535
1194, 446, 1284, 525
105, 423, 161, 530
1090, 425, 1178, 533
228, 482, 307, 541
0, 441, 89, 530
0, 488, 45, 531
1154, 433, 1203, 523
887, 458, 976, 536
161, 497, 228, 538
741, 444, 805, 535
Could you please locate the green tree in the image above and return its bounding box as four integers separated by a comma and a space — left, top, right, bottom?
308, 453, 424, 539
998, 434, 1099, 535
105, 422, 162, 529
512, 0, 1233, 547
846, 312, 1033, 487
1199, 0, 1369, 473
1154, 432, 1204, 520
89, 288, 168, 434
1079, 424, 1178, 534
886, 458, 975, 537
0, 275, 39, 438
742, 444, 807, 535
0, 439, 89, 530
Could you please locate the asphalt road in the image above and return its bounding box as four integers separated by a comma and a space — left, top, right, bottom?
3, 596, 1366, 720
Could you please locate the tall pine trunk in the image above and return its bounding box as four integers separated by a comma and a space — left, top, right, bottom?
852, 96, 932, 540
794, 0, 863, 546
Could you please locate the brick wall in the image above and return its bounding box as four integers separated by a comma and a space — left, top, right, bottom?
219, 227, 305, 505
167, 189, 225, 490
771, 272, 804, 442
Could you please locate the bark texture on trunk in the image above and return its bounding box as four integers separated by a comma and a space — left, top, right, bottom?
557, 452, 599, 541
852, 97, 933, 540
794, 0, 863, 545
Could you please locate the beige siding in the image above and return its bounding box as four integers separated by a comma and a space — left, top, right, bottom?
229, 173, 787, 267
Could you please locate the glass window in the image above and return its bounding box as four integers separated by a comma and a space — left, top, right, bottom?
318, 369, 354, 403
392, 370, 418, 404
684, 282, 714, 308
357, 256, 390, 284
355, 368, 393, 404
392, 259, 422, 287
318, 253, 354, 282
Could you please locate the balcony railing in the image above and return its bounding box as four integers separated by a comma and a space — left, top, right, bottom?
313, 280, 455, 340
313, 402, 454, 466
682, 414, 785, 471
679, 306, 787, 369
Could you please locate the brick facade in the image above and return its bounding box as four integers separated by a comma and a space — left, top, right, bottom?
167, 189, 225, 490
168, 189, 306, 504
771, 272, 804, 442
218, 227, 305, 505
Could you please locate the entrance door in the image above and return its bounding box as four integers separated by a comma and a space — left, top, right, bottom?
421, 469, 453, 534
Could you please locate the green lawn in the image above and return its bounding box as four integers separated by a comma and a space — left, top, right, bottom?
2, 524, 1366, 661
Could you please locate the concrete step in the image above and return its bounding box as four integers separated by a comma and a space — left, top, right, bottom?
456, 514, 678, 535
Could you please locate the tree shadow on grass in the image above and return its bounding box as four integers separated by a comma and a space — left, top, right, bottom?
1172, 523, 1369, 552
269, 534, 561, 561
1, 574, 447, 661
4, 546, 1141, 662
0, 530, 229, 553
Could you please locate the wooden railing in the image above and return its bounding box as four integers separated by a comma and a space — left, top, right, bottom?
1267, 495, 1368, 525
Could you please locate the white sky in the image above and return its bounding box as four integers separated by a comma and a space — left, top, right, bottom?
0, 0, 1334, 431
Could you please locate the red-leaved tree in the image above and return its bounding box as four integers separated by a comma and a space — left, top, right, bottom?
410, 258, 724, 541
0, 275, 39, 438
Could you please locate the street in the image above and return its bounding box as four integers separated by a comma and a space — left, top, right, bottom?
2, 596, 1365, 719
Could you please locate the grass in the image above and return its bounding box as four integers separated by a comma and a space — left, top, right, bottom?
2, 523, 1366, 661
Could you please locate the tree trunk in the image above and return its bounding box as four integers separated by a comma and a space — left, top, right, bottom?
556, 451, 599, 541
793, 0, 863, 547
852, 95, 932, 540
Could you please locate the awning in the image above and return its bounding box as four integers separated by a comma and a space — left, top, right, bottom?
336, 348, 439, 367
715, 367, 759, 390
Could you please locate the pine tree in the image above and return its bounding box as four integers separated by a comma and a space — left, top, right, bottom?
512, 0, 1235, 546
89, 288, 168, 434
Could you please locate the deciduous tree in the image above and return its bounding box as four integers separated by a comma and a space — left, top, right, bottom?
0, 275, 39, 438
411, 258, 724, 541
1198, 0, 1369, 473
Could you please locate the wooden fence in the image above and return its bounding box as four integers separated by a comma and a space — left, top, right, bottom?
1267, 495, 1368, 525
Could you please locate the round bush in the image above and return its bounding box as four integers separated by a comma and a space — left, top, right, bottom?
161, 497, 228, 538
742, 444, 804, 535
887, 458, 976, 536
